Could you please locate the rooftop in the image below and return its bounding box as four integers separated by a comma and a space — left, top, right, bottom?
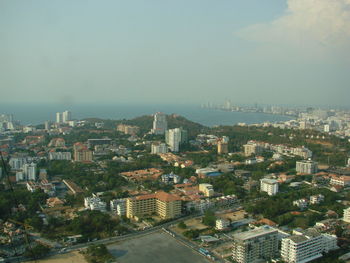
233, 226, 277, 241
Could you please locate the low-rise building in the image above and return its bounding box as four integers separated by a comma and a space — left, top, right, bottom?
161, 173, 181, 184
151, 142, 168, 154
293, 199, 309, 210
216, 218, 230, 230
110, 199, 127, 216
330, 175, 350, 187
199, 183, 214, 197
84, 195, 107, 212
343, 207, 350, 223
310, 194, 324, 205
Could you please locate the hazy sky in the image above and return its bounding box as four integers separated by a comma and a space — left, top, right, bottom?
1, 0, 349, 106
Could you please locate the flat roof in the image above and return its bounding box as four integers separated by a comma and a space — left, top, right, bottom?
233, 226, 277, 241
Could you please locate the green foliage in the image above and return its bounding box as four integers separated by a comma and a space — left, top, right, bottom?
85, 244, 114, 263
178, 221, 187, 229
24, 243, 50, 259
183, 229, 200, 239
67, 210, 121, 239
202, 210, 216, 227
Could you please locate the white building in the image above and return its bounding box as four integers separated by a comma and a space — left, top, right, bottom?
9, 157, 27, 170
56, 112, 62, 124
84, 196, 106, 212
293, 199, 308, 210
62, 110, 71, 123
260, 178, 278, 196
23, 162, 37, 181
161, 173, 181, 184
330, 175, 350, 187
216, 218, 230, 230
110, 199, 127, 216
296, 160, 318, 174
166, 128, 182, 152
151, 142, 168, 154
152, 112, 167, 135
232, 226, 279, 263
281, 228, 338, 263
343, 207, 350, 223
310, 194, 324, 205
48, 152, 72, 161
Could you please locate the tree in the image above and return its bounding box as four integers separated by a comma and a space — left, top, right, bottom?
178, 221, 187, 229
202, 210, 216, 227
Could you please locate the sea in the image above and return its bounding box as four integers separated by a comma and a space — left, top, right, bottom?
0, 103, 293, 127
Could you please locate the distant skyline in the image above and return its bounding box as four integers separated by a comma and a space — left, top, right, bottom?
1, 0, 349, 106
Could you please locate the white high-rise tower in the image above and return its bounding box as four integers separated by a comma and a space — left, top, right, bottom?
152, 112, 167, 135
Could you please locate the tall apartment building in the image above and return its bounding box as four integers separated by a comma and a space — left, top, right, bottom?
56, 112, 62, 124
9, 157, 27, 170
243, 142, 264, 157
126, 191, 181, 220
23, 162, 37, 181
343, 207, 350, 223
152, 112, 167, 135
260, 178, 279, 196
296, 160, 318, 174
218, 136, 229, 154
281, 228, 338, 263
151, 142, 168, 154
232, 226, 279, 263
165, 128, 187, 152
73, 143, 93, 162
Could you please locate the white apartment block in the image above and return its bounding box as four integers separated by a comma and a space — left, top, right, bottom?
260, 178, 278, 196
330, 175, 350, 187
152, 112, 167, 135
281, 228, 338, 263
296, 160, 318, 174
84, 196, 106, 212
48, 152, 72, 161
232, 226, 279, 263
293, 199, 309, 210
161, 173, 181, 184
309, 194, 324, 205
343, 207, 350, 223
110, 199, 127, 216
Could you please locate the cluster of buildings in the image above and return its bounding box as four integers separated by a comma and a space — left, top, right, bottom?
84, 194, 107, 212
0, 114, 16, 131
243, 140, 312, 159
9, 157, 37, 181
55, 110, 72, 124
231, 225, 339, 263
117, 124, 140, 135
293, 194, 324, 210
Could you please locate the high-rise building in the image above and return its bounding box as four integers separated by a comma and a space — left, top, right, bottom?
281, 229, 338, 263
62, 110, 71, 123
260, 178, 279, 196
218, 136, 229, 154
152, 112, 167, 135
165, 128, 187, 152
243, 142, 264, 157
232, 226, 279, 263
23, 162, 37, 181
296, 160, 318, 174
343, 207, 350, 223
56, 112, 62, 124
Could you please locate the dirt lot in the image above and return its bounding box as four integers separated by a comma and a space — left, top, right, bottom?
27, 251, 87, 263
215, 210, 246, 221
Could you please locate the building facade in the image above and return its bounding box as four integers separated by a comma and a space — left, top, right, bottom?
260, 178, 279, 196
232, 226, 279, 263
296, 160, 318, 174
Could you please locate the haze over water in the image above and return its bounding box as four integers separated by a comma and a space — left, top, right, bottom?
0, 104, 292, 127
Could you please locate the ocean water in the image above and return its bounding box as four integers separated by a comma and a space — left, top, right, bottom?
0, 103, 292, 127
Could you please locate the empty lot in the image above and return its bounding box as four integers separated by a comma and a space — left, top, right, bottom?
107, 231, 211, 263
